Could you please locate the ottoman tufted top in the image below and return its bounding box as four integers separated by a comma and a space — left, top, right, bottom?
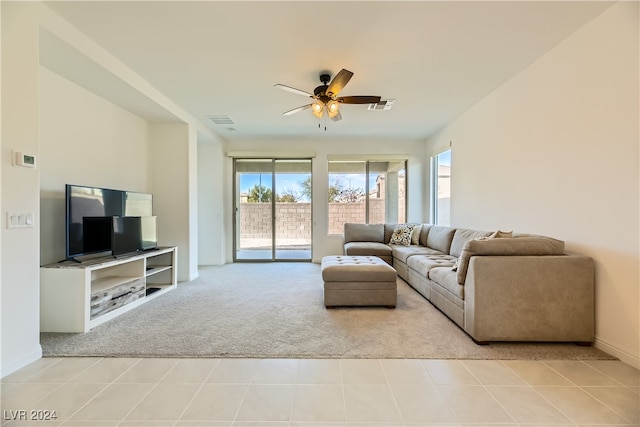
321, 255, 397, 282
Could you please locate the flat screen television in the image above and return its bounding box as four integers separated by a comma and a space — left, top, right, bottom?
112, 216, 142, 257
82, 217, 113, 254
65, 184, 153, 260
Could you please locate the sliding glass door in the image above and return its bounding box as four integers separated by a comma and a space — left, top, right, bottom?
234, 159, 273, 260
233, 158, 312, 261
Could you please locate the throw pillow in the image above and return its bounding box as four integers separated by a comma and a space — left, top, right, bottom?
411, 224, 423, 245
491, 230, 513, 238
475, 230, 513, 241
390, 224, 415, 246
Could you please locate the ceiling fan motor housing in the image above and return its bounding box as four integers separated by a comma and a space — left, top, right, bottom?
319, 73, 331, 85
313, 85, 332, 104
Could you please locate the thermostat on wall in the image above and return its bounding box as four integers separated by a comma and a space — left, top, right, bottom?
13, 151, 36, 168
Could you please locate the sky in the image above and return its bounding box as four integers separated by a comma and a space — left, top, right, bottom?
239, 172, 371, 201
438, 149, 451, 166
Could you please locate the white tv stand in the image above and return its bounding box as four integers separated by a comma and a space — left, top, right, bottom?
40, 246, 177, 333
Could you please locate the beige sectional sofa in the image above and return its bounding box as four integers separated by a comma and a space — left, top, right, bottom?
343, 223, 595, 344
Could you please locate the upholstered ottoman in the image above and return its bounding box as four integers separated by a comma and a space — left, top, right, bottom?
321, 255, 397, 308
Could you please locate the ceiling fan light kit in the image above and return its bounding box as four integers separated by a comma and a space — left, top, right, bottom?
275, 68, 382, 125
311, 101, 324, 118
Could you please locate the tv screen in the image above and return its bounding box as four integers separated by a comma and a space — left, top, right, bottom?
82, 217, 113, 254
112, 216, 142, 257
66, 185, 124, 259
140, 216, 158, 251
65, 184, 154, 260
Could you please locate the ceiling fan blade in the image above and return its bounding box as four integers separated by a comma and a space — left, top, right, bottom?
336, 95, 382, 104
283, 104, 312, 115
330, 110, 342, 122
326, 69, 354, 97
274, 84, 314, 97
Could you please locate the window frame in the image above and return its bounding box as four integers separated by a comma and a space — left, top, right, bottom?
431, 149, 451, 226
327, 158, 407, 234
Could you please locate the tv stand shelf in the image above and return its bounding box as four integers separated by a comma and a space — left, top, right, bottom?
40, 246, 177, 333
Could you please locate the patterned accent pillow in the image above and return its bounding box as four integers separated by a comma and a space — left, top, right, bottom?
390, 224, 416, 246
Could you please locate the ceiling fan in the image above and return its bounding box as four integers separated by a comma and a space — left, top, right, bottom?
275, 69, 381, 122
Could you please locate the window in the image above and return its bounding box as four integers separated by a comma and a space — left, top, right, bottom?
328, 159, 406, 234
431, 150, 451, 226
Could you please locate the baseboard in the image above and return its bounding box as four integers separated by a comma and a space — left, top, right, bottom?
594, 338, 640, 369
0, 345, 43, 379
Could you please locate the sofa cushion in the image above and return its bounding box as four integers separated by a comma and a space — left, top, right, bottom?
449, 228, 492, 258
455, 235, 566, 285
321, 255, 397, 282
389, 224, 417, 246
411, 225, 423, 245
391, 245, 439, 263
344, 241, 392, 258
407, 254, 457, 277
384, 224, 398, 243
428, 266, 465, 300
418, 224, 433, 247
426, 226, 456, 254
344, 223, 384, 243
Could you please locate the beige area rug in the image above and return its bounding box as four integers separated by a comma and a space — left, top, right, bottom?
41, 262, 613, 360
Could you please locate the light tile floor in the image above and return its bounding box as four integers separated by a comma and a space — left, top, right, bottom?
1, 357, 638, 426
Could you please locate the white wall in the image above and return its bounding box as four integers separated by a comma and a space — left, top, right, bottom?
39, 67, 151, 265
1, 2, 43, 376
149, 123, 201, 281
198, 138, 226, 266
225, 137, 427, 263
426, 2, 639, 367
1, 1, 222, 376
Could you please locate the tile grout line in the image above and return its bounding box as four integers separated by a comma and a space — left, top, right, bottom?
115, 358, 180, 427
582, 359, 637, 387
340, 359, 347, 426
575, 360, 638, 423
287, 359, 301, 425
171, 358, 221, 427
378, 359, 406, 427
459, 360, 519, 425
67, 357, 143, 426
15, 357, 108, 426
230, 360, 258, 426
539, 359, 630, 425
498, 360, 580, 426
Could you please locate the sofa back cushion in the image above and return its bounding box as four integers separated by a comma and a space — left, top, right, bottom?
344, 223, 384, 243
418, 224, 433, 247
426, 226, 456, 253
456, 235, 566, 284
450, 228, 492, 258
384, 224, 398, 243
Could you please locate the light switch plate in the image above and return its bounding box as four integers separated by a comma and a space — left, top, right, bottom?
6, 212, 35, 229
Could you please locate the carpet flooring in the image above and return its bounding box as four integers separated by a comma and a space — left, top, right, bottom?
41, 262, 613, 360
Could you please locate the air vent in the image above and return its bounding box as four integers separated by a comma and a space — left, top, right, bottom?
368, 99, 395, 111
206, 115, 235, 125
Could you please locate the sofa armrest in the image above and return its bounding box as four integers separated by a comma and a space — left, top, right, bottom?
463, 254, 595, 342
456, 236, 565, 284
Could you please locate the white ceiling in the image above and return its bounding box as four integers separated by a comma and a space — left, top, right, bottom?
43, 1, 613, 141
